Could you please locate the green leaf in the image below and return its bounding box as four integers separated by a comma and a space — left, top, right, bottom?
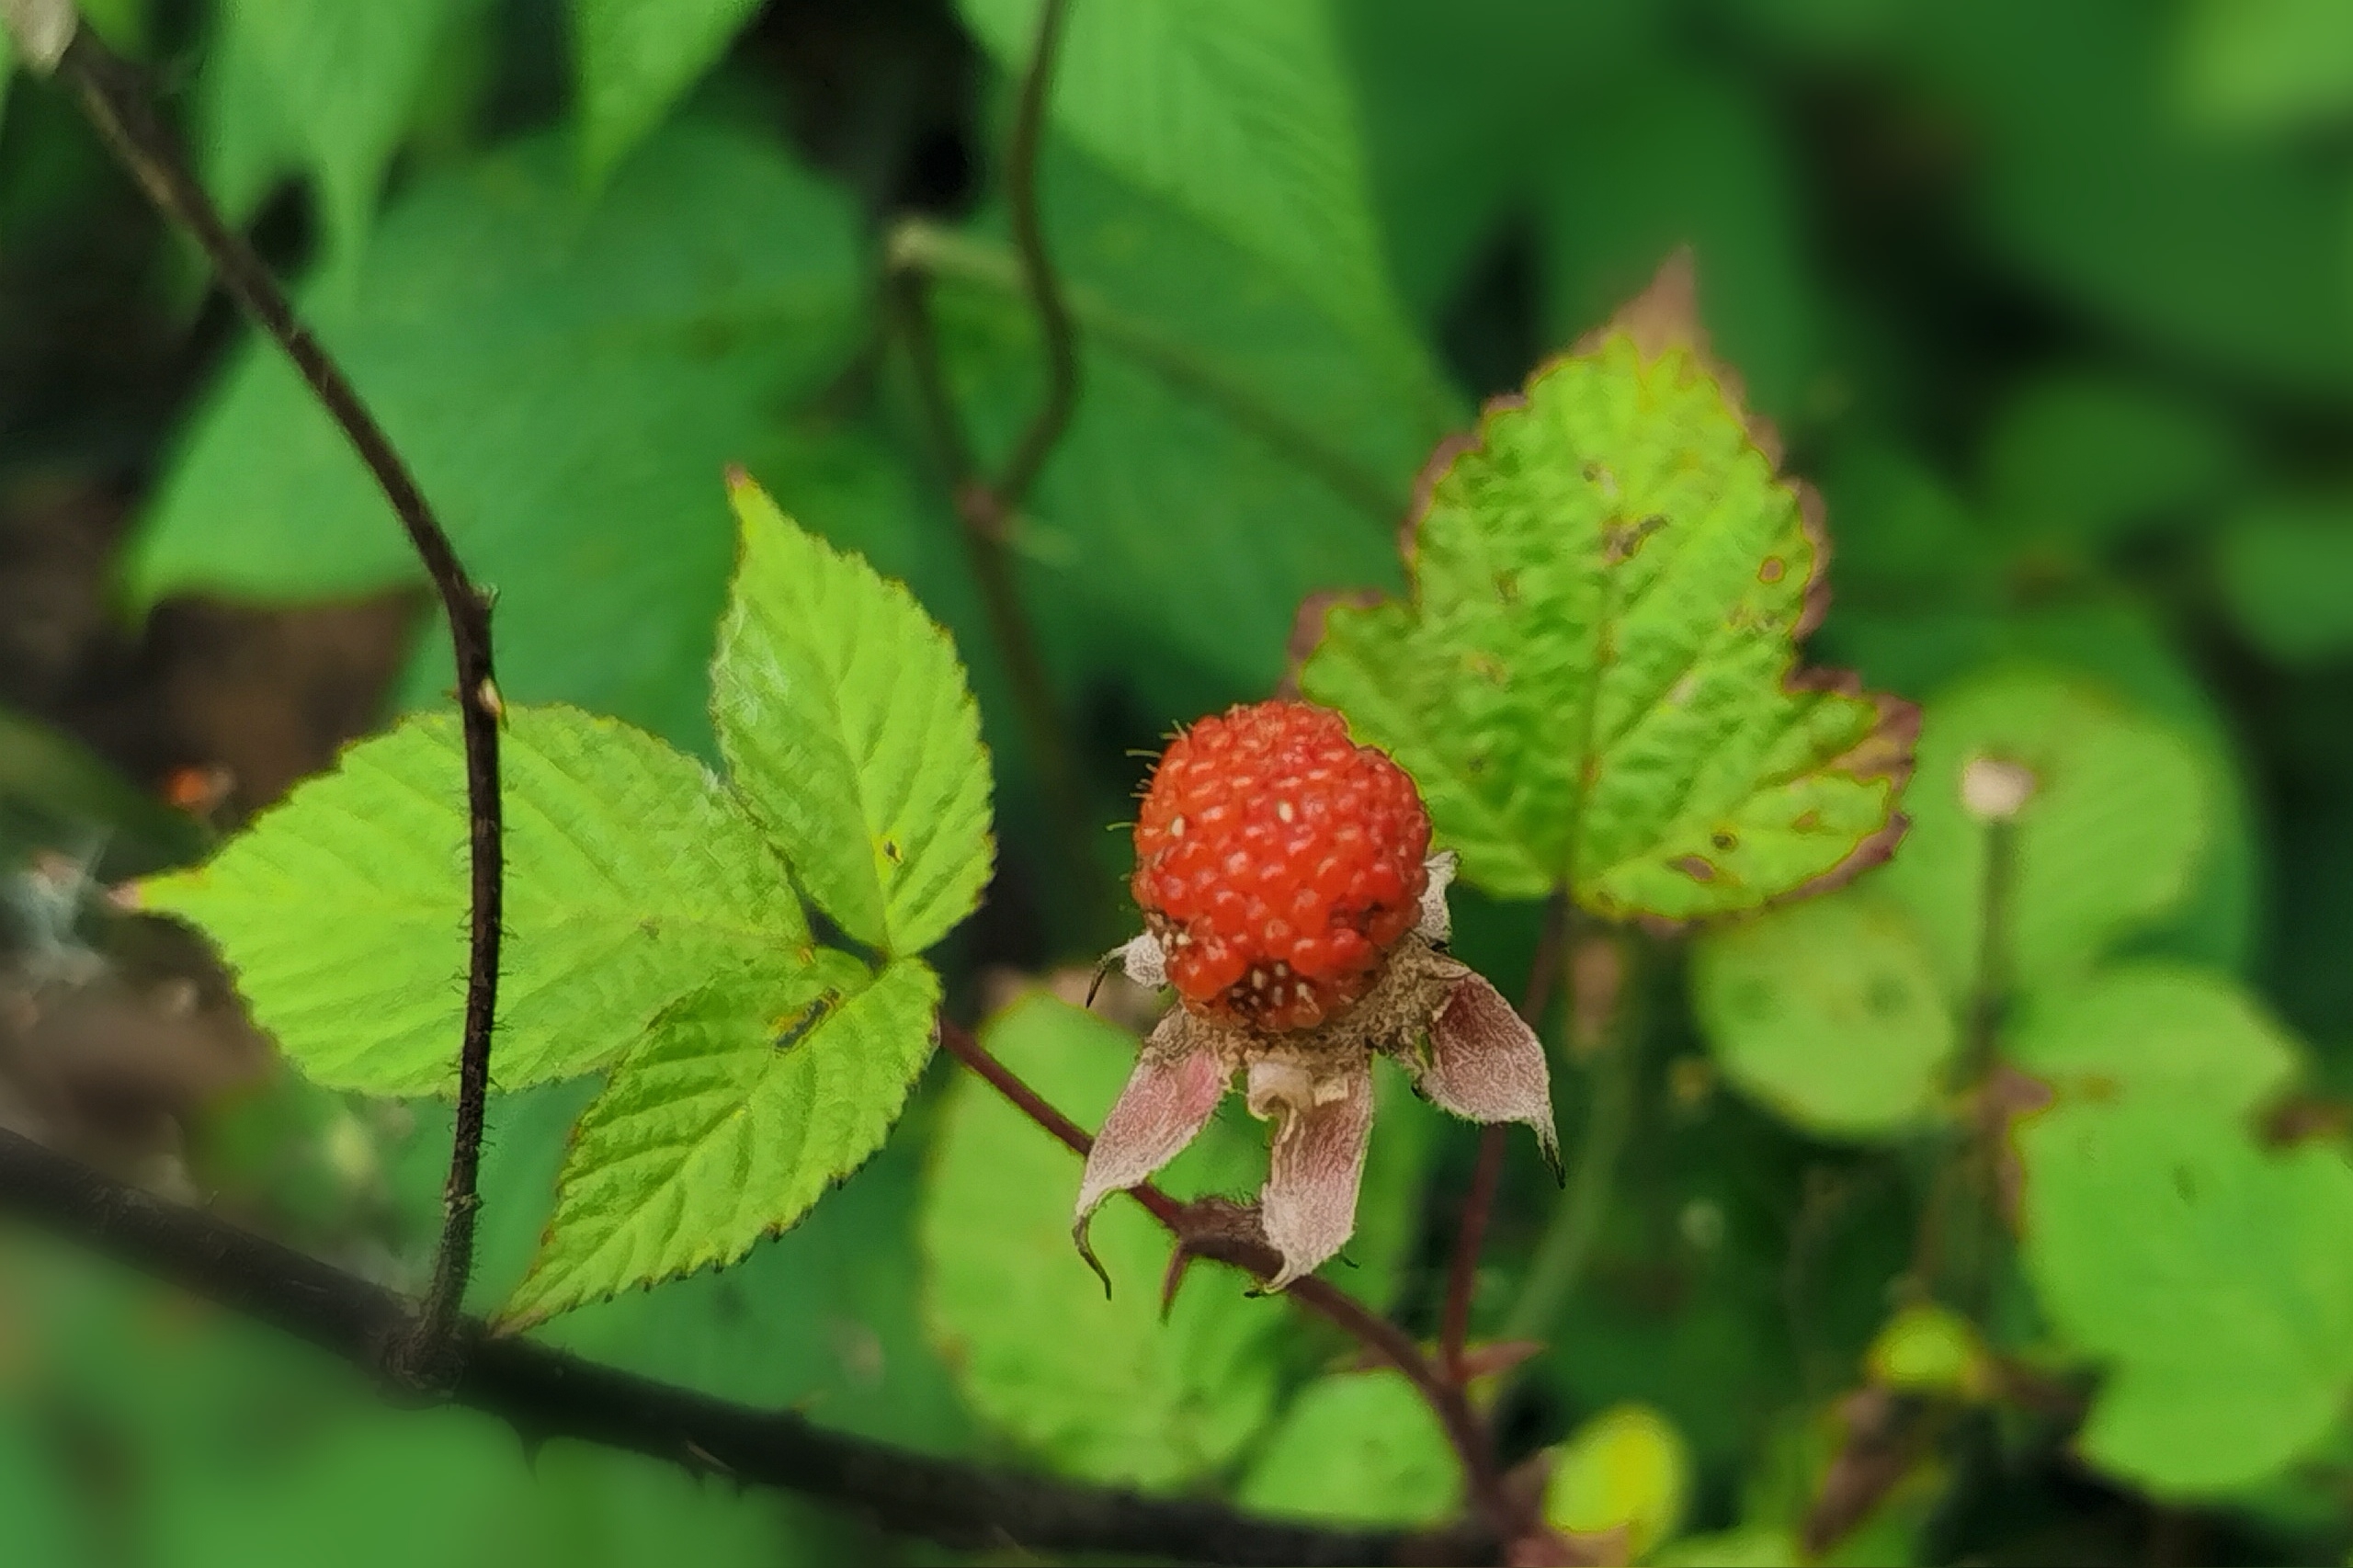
222, 0, 464, 257
1340, 0, 1660, 320
711, 479, 993, 956
1816, 602, 2257, 976
1299, 271, 1913, 915
196, 0, 301, 224
0, 1408, 79, 1567
1865, 1303, 1994, 1400
2018, 1097, 2353, 1494
455, 1083, 973, 1450
572, 0, 766, 180
1656, 1528, 1804, 1568
920, 993, 1285, 1489
2174, 0, 2353, 137
1543, 1403, 1692, 1561
1236, 1369, 1461, 1528
2216, 495, 2353, 664
1876, 667, 2213, 995
2006, 963, 2300, 1117
1979, 370, 2244, 547
505, 957, 938, 1326
922, 131, 1451, 716
1919, 0, 2353, 394
1691, 888, 1956, 1139
1813, 443, 2004, 606
140, 705, 806, 1096
956, 0, 1404, 337
123, 123, 863, 753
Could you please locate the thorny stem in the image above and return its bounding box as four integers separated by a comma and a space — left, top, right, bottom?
1441, 1131, 1508, 1384
0, 1125, 1445, 1566
51, 28, 503, 1382
1438, 893, 1571, 1384
1499, 927, 1642, 1355
883, 0, 1094, 930
935, 1018, 1520, 1540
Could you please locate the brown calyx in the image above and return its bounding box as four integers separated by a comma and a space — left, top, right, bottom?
1158, 934, 1466, 1087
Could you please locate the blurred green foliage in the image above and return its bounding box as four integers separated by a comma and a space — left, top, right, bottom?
9, 0, 2353, 1561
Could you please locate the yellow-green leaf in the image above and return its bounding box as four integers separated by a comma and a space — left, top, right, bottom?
503, 957, 938, 1327
711, 479, 994, 956
141, 706, 805, 1096
1299, 262, 1913, 917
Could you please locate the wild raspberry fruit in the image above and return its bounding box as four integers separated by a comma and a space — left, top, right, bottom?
1131, 699, 1432, 1032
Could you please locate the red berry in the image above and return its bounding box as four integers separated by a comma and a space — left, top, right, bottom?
1132, 699, 1432, 1031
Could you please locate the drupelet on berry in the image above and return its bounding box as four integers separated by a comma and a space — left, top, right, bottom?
1077, 699, 1559, 1290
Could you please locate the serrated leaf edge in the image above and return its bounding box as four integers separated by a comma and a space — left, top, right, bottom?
1285, 251, 1919, 921
494, 955, 940, 1331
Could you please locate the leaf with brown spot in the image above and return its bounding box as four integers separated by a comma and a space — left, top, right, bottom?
1294, 253, 1915, 918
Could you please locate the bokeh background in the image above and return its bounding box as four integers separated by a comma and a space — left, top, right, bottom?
6, 0, 2353, 1562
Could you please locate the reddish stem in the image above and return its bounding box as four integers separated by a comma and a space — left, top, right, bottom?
1438, 1128, 1508, 1383
935, 1017, 1516, 1535
936, 1018, 1183, 1229
1436, 894, 1570, 1383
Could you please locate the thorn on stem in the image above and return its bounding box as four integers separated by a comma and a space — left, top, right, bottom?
1158, 1246, 1194, 1322
1072, 1216, 1112, 1300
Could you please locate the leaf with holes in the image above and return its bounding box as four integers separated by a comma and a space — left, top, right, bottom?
1297, 258, 1915, 916
139, 706, 805, 1096
503, 957, 939, 1327
711, 477, 994, 957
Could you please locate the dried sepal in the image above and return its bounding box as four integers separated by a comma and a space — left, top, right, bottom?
1071, 1009, 1230, 1292
1248, 1053, 1377, 1289
1417, 971, 1563, 1177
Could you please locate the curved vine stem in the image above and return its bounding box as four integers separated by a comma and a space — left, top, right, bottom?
0, 1123, 1456, 1566
992, 0, 1080, 508
46, 23, 503, 1383
1438, 893, 1571, 1382
934, 1019, 1519, 1540
886, 0, 1096, 925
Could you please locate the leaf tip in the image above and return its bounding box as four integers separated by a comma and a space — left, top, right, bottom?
1281, 588, 1385, 699
722, 469, 790, 543
1575, 246, 1705, 364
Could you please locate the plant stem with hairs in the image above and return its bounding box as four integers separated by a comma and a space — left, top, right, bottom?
934, 1018, 1524, 1543
1500, 926, 1642, 1356
1438, 893, 1570, 1383
44, 22, 503, 1383
0, 1123, 1443, 1566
